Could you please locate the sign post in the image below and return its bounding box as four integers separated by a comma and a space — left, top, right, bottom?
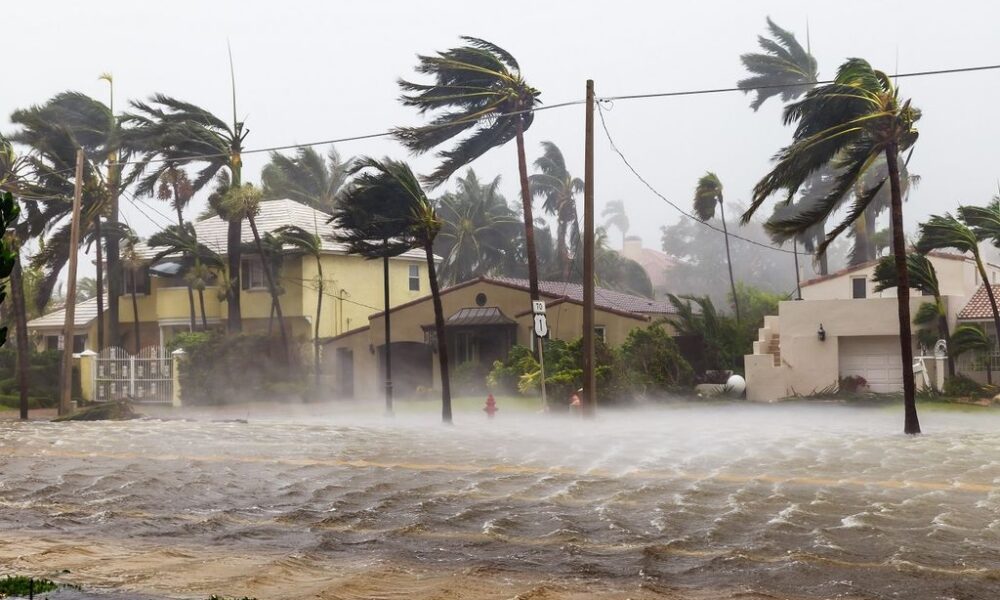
532, 301, 548, 410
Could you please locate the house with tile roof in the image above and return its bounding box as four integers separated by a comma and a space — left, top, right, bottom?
26, 199, 432, 352
321, 276, 688, 400
744, 251, 1000, 401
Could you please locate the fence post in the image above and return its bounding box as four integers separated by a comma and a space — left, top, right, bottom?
78, 349, 97, 402
171, 348, 185, 407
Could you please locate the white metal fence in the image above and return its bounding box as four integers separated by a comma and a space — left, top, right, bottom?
94, 346, 173, 404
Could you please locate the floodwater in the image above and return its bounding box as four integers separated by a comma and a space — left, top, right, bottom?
1, 402, 999, 600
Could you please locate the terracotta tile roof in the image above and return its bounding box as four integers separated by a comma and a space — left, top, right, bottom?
958, 284, 1000, 320
487, 277, 677, 315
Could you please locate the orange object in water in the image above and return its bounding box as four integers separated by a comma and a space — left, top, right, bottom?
484, 393, 498, 418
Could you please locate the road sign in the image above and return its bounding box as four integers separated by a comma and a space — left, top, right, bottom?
532, 300, 546, 315
533, 313, 549, 338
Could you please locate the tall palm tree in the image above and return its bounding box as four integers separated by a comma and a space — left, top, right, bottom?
147, 223, 224, 331
332, 157, 452, 423
915, 213, 1000, 376
741, 58, 922, 434
121, 94, 248, 332
156, 167, 197, 330
262, 146, 352, 212
693, 172, 741, 322
275, 224, 325, 384
602, 200, 630, 249
223, 184, 290, 362
528, 141, 583, 281
950, 324, 992, 385
120, 228, 143, 355
872, 253, 954, 376
738, 17, 819, 111
435, 169, 519, 284
394, 36, 543, 304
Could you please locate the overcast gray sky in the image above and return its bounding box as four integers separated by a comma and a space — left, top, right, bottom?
7, 0, 1000, 279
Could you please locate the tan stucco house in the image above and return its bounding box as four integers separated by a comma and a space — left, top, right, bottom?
322, 277, 682, 400
745, 252, 1000, 401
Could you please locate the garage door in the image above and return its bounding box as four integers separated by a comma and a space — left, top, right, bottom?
839, 336, 904, 393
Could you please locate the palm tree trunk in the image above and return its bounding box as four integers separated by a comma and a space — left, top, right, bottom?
174, 195, 197, 331
383, 251, 393, 415
314, 258, 323, 387
558, 219, 571, 282
11, 257, 31, 420
198, 288, 208, 330
226, 219, 243, 333
793, 239, 802, 300
515, 119, 541, 303
426, 239, 452, 424
972, 255, 1000, 388
130, 280, 140, 355
817, 224, 829, 275
936, 307, 955, 377
886, 145, 920, 435
248, 215, 289, 364
718, 202, 741, 323
94, 216, 105, 350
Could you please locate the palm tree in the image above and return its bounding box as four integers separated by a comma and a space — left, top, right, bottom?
915, 213, 1000, 377
741, 58, 922, 434
76, 277, 99, 302
147, 223, 223, 331
121, 94, 248, 332
872, 254, 954, 376
693, 172, 741, 322
156, 167, 197, 330
262, 146, 352, 212
434, 169, 519, 284
602, 200, 630, 249
275, 224, 325, 384
529, 142, 583, 281
332, 157, 452, 423
593, 227, 653, 298
738, 17, 819, 111
394, 36, 543, 304
223, 184, 290, 362
950, 324, 992, 385
120, 228, 143, 355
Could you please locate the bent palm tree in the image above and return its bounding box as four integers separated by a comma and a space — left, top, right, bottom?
157, 167, 197, 330
602, 200, 630, 249
915, 213, 1000, 378
693, 172, 740, 322
332, 158, 452, 424
741, 58, 922, 434
872, 254, 954, 376
738, 17, 819, 111
275, 225, 325, 384
394, 36, 543, 304
529, 142, 583, 280
262, 146, 352, 212
147, 223, 223, 330
950, 324, 992, 385
121, 95, 248, 331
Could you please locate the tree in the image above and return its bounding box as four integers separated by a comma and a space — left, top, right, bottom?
738, 17, 819, 111
262, 146, 352, 212
693, 172, 741, 322
741, 58, 922, 434
120, 228, 143, 355
394, 36, 543, 306
529, 141, 582, 281
872, 253, 954, 376
949, 324, 992, 385
592, 227, 652, 298
275, 224, 325, 384
915, 213, 1000, 378
156, 167, 197, 330
76, 277, 98, 302
0, 192, 19, 349
223, 184, 290, 362
147, 223, 224, 331
122, 94, 248, 332
332, 157, 453, 423
434, 169, 520, 284
602, 200, 630, 249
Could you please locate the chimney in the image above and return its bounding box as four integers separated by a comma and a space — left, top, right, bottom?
622, 235, 642, 259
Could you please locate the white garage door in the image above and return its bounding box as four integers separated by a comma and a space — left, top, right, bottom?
839, 336, 904, 393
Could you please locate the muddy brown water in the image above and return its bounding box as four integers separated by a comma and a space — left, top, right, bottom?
1, 402, 998, 599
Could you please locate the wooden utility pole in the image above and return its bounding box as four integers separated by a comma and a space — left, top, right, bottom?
582, 80, 596, 417
59, 149, 85, 416
383, 253, 393, 416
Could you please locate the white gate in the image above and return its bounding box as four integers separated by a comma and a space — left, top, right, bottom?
94, 346, 173, 404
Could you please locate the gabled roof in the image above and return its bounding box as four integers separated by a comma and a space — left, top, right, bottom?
138, 198, 426, 262
800, 251, 970, 288
27, 296, 104, 330
958, 284, 1000, 320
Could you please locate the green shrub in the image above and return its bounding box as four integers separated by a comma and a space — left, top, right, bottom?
451, 361, 488, 395
619, 324, 694, 395
0, 575, 58, 595
0, 348, 67, 407
943, 374, 985, 398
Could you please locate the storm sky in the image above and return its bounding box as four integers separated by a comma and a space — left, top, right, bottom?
6, 0, 999, 276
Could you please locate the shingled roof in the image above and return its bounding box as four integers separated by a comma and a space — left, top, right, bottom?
958, 284, 1000, 320
26, 296, 105, 330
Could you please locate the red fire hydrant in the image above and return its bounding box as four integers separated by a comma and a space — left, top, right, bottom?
484, 393, 498, 419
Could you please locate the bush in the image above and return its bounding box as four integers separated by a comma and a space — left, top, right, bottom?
450, 361, 488, 395
619, 324, 694, 396
839, 375, 869, 394
172, 332, 302, 405
0, 348, 68, 408
943, 374, 985, 398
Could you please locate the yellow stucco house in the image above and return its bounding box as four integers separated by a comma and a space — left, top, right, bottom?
27, 199, 432, 352
745, 251, 1000, 401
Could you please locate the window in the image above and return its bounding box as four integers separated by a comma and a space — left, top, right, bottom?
594, 326, 607, 343
409, 264, 420, 291
851, 277, 867, 299
123, 267, 150, 295
241, 257, 267, 290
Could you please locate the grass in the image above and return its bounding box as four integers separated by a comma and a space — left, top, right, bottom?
0, 575, 58, 596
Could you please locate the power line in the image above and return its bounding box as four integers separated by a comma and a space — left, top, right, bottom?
596, 102, 796, 255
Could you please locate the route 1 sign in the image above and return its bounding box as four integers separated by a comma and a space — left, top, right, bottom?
531, 300, 546, 315
533, 313, 549, 338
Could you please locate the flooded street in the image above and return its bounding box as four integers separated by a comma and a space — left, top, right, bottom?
1, 402, 999, 599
